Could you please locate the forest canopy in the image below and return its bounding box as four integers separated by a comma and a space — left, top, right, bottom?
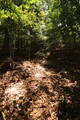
0, 0, 80, 58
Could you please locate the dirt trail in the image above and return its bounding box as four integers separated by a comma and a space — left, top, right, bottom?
0, 61, 77, 120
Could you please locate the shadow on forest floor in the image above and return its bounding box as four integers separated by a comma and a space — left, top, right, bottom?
46, 48, 80, 82
44, 47, 80, 120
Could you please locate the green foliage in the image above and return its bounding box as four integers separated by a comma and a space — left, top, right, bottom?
0, 0, 47, 57
0, 0, 80, 56
45, 0, 80, 51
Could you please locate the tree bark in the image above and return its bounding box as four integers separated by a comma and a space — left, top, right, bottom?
2, 28, 10, 54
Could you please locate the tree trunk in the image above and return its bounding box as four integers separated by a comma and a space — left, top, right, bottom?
2, 28, 10, 55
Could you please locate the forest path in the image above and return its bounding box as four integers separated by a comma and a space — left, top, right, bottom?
0, 61, 76, 120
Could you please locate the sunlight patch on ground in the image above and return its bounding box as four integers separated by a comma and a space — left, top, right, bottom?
36, 64, 45, 71
33, 64, 53, 79
4, 82, 26, 102
21, 61, 52, 79
33, 64, 46, 79
34, 73, 43, 78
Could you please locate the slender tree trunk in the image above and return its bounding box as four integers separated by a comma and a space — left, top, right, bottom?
3, 28, 10, 55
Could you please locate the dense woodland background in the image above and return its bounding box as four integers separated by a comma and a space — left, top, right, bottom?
0, 0, 80, 120
1, 0, 80, 58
